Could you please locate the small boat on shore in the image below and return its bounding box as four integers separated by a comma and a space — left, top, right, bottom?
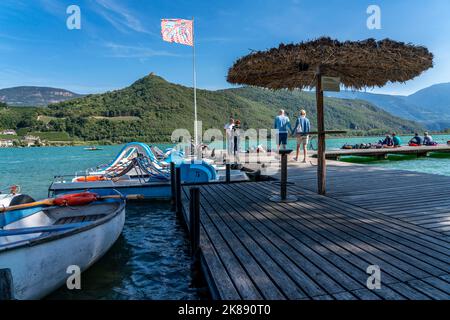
0, 190, 126, 300
84, 146, 103, 151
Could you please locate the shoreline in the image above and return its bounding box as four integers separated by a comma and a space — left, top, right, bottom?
1, 133, 450, 149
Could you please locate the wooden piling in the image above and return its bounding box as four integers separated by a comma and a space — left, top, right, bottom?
189, 187, 200, 258
225, 163, 231, 183
170, 162, 176, 209
0, 268, 14, 300
175, 167, 182, 216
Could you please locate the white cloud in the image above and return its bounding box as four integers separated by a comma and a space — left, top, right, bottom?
37, 0, 66, 19
0, 68, 53, 88
102, 42, 181, 58
197, 37, 236, 44
94, 0, 154, 36
0, 43, 12, 52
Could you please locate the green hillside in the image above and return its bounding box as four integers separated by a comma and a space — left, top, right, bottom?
44, 74, 275, 142
1, 74, 424, 143
0, 106, 41, 130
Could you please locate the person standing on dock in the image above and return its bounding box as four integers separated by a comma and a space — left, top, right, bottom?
224, 117, 235, 158
232, 120, 241, 161
274, 109, 291, 152
292, 109, 311, 162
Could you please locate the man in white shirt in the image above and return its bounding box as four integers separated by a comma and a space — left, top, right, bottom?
224, 117, 235, 157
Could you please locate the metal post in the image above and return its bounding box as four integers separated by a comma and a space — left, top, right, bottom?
175, 167, 182, 216
170, 162, 176, 209
189, 187, 200, 257
269, 149, 297, 203
225, 163, 231, 183
192, 18, 198, 146
280, 152, 288, 200
0, 268, 14, 300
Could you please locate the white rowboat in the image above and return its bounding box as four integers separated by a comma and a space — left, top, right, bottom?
0, 190, 126, 300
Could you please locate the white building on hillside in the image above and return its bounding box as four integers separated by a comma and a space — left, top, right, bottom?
1, 129, 17, 135
23, 135, 41, 147
0, 139, 13, 147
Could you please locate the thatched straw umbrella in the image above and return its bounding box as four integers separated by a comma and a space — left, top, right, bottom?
227, 37, 433, 195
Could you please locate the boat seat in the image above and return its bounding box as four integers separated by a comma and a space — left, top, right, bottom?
54, 214, 106, 225
36, 215, 106, 238
9, 194, 36, 206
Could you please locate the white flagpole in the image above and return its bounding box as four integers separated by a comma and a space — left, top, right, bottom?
192, 18, 198, 147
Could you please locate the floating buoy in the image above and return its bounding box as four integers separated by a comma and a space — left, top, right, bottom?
74, 175, 106, 182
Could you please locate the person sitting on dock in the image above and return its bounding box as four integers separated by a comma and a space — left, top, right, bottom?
392, 132, 402, 147
291, 109, 311, 163
423, 132, 435, 146
274, 109, 292, 152
409, 133, 423, 146
381, 134, 394, 148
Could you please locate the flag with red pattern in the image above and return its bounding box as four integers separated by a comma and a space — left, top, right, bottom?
161, 19, 193, 46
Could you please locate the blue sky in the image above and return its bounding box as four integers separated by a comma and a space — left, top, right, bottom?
0, 0, 449, 95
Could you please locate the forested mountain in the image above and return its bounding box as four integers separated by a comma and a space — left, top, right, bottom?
0, 74, 424, 143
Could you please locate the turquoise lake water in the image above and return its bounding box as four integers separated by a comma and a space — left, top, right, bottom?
0, 144, 206, 300
1, 134, 449, 299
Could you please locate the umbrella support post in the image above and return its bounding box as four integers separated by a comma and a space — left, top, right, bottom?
269, 149, 297, 203
316, 71, 326, 195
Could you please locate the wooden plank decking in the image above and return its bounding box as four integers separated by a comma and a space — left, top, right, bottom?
181, 179, 450, 300
287, 164, 450, 237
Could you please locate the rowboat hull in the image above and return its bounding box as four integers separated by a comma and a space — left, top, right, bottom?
0, 196, 125, 300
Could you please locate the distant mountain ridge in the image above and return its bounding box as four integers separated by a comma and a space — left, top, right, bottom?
0, 74, 427, 142
326, 83, 450, 130
0, 86, 82, 106
3, 79, 450, 131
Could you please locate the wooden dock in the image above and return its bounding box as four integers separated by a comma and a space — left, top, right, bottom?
180, 164, 450, 300
313, 145, 450, 160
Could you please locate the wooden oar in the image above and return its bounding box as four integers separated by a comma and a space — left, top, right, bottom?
0, 194, 144, 213
0, 198, 55, 213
